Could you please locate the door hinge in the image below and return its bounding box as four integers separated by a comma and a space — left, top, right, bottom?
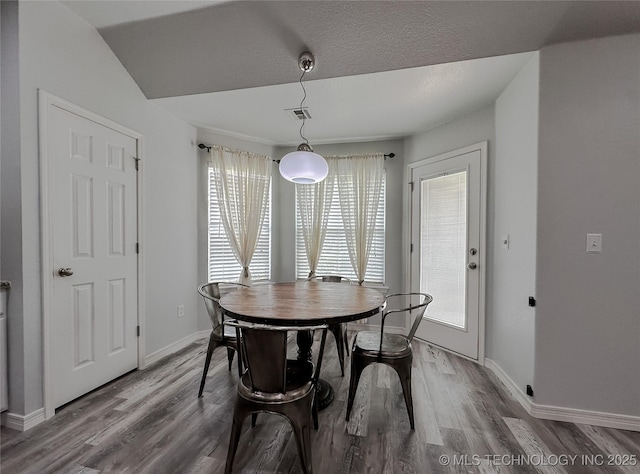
137, 325, 140, 337
135, 243, 139, 254
409, 181, 414, 192
410, 243, 414, 253
528, 296, 536, 307
133, 157, 140, 170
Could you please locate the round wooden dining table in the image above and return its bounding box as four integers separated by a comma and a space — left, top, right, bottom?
219, 281, 385, 409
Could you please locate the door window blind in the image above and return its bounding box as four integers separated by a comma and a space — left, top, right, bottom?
420, 171, 467, 328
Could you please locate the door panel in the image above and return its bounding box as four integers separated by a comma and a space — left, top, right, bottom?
410, 145, 485, 360
50, 105, 138, 408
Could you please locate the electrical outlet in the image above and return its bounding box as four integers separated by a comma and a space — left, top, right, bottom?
177, 304, 184, 319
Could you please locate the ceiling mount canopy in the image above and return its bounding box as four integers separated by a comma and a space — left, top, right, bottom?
279, 52, 329, 184
298, 51, 315, 73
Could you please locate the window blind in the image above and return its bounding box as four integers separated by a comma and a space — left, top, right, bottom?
295, 175, 385, 283
420, 171, 466, 328
208, 166, 271, 282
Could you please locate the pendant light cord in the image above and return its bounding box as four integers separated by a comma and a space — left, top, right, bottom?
298, 69, 309, 147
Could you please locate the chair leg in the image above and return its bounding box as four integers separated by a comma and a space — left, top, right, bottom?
393, 357, 415, 429
235, 349, 243, 378
343, 326, 350, 356
198, 332, 218, 397
330, 325, 345, 376
312, 391, 318, 430
226, 347, 235, 372
224, 403, 245, 474
288, 398, 314, 474
346, 355, 369, 421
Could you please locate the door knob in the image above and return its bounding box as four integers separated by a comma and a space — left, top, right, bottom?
58, 267, 74, 277
467, 262, 477, 270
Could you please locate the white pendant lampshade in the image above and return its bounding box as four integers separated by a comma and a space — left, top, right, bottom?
280, 143, 328, 184
279, 51, 328, 184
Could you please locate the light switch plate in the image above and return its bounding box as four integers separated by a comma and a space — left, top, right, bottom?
586, 233, 602, 253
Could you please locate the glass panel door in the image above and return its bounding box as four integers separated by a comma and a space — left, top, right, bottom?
410, 143, 486, 360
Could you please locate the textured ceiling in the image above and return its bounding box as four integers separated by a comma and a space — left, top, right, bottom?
61, 0, 229, 28
62, 1, 640, 145
152, 52, 534, 145
91, 1, 640, 99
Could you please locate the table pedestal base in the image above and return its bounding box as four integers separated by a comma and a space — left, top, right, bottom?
316, 379, 334, 411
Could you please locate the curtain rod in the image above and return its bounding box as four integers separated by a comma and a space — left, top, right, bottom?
197, 143, 395, 160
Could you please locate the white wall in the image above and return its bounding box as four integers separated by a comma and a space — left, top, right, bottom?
4, 0, 199, 417
489, 53, 539, 394
404, 107, 495, 167
1, 0, 27, 415
536, 34, 640, 416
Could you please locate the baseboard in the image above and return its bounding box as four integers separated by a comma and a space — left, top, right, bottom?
1, 407, 46, 431
484, 358, 640, 432
484, 359, 535, 413
0, 332, 209, 432
530, 403, 640, 432
144, 330, 209, 367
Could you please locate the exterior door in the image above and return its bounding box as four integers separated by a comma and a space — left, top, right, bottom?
48, 102, 139, 408
410, 143, 485, 360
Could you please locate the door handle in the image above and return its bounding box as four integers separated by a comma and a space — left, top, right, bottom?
467, 262, 477, 270
58, 267, 74, 277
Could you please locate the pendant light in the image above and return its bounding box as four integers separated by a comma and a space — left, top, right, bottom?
279, 52, 328, 184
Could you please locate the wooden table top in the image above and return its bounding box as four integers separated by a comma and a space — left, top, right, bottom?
219, 281, 385, 326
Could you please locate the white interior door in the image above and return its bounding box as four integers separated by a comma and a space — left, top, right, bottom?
410, 143, 485, 360
48, 103, 139, 408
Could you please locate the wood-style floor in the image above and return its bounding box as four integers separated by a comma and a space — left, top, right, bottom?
1, 333, 639, 473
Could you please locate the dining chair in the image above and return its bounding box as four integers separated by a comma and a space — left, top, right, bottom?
196, 282, 248, 398
345, 292, 433, 429
224, 321, 329, 474
307, 275, 353, 376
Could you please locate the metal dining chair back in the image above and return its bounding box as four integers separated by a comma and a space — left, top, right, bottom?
224, 321, 328, 474
306, 275, 354, 376
239, 328, 289, 393
199, 282, 224, 338
346, 292, 433, 429
196, 282, 248, 397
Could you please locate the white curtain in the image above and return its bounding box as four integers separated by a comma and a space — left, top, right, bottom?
295, 159, 337, 278
334, 154, 385, 284
209, 146, 271, 285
